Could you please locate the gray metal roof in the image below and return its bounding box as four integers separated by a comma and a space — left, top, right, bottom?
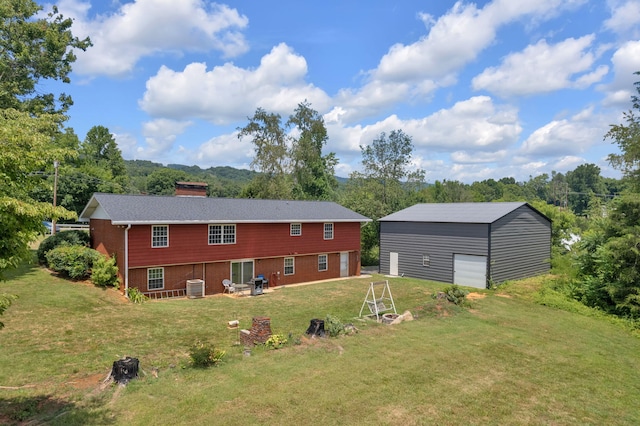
79, 193, 371, 225
379, 202, 537, 224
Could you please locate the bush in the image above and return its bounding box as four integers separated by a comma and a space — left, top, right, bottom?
188, 340, 225, 368
45, 245, 100, 279
91, 254, 120, 288
436, 284, 470, 306
37, 230, 90, 266
325, 314, 345, 337
127, 288, 149, 304
264, 334, 288, 349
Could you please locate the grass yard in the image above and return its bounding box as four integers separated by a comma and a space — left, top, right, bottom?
1, 257, 640, 425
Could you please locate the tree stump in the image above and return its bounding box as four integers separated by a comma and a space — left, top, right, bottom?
305, 319, 325, 337
110, 357, 139, 384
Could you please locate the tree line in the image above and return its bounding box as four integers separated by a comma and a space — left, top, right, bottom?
1, 1, 640, 323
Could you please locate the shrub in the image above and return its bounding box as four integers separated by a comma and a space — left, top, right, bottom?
91, 254, 120, 288
37, 230, 90, 266
325, 314, 345, 337
127, 288, 149, 304
436, 284, 470, 306
45, 245, 100, 279
188, 340, 225, 368
264, 333, 288, 349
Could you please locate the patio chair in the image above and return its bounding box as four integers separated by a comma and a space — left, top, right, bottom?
222, 279, 234, 294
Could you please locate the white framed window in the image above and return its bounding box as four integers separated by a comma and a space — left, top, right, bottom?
324, 223, 334, 240
284, 257, 294, 275
209, 224, 236, 245
318, 254, 328, 271
152, 225, 168, 248
422, 255, 430, 267
290, 223, 302, 236
148, 267, 164, 290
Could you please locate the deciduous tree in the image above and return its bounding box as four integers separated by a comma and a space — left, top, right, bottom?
237, 108, 291, 199
0, 0, 91, 115
287, 101, 338, 200
606, 71, 640, 190
0, 110, 76, 279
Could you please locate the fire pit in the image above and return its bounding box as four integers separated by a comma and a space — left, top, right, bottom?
382, 313, 400, 325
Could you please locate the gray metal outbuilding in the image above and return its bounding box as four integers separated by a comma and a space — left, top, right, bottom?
378, 202, 551, 289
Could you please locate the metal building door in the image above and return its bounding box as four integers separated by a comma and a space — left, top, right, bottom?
390, 252, 398, 276
453, 254, 487, 289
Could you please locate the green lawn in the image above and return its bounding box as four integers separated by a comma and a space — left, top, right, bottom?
1, 258, 640, 425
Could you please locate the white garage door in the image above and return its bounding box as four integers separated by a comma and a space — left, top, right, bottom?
454, 254, 487, 289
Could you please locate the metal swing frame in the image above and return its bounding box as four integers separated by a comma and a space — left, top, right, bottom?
359, 280, 397, 321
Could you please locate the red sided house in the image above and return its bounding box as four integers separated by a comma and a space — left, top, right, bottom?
79, 192, 371, 298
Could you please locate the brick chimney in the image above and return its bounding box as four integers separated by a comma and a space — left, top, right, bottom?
175, 181, 208, 197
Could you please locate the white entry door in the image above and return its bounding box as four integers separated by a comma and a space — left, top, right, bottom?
454, 254, 487, 289
340, 252, 349, 277
390, 252, 399, 276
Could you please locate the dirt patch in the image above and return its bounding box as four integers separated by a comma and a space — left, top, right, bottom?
496, 293, 512, 298
66, 372, 108, 391
466, 292, 486, 300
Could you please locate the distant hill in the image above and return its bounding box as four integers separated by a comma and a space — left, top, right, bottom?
126, 159, 349, 187
126, 160, 259, 182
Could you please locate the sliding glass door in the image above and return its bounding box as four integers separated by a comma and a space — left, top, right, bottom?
231, 260, 254, 284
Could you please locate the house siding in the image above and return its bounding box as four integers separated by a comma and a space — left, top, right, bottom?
90, 219, 126, 290
127, 222, 361, 268
97, 221, 362, 296
489, 206, 551, 283
379, 222, 489, 283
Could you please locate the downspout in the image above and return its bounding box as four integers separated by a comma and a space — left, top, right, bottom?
124, 224, 131, 298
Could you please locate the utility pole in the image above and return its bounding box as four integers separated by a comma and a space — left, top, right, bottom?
52, 160, 59, 235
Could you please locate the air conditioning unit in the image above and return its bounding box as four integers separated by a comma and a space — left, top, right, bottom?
186, 279, 205, 298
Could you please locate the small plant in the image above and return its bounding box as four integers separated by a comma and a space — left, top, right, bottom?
91, 254, 120, 288
188, 340, 226, 368
265, 333, 288, 349
127, 287, 149, 304
325, 314, 345, 337
436, 284, 470, 306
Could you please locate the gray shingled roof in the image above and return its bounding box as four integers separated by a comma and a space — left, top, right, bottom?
80, 193, 371, 225
379, 202, 536, 224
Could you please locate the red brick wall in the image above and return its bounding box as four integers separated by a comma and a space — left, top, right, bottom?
125, 250, 361, 296
129, 264, 205, 293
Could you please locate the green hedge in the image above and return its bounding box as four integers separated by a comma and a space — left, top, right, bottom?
45, 245, 99, 280
37, 230, 90, 266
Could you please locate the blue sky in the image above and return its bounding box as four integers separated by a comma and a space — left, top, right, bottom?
41, 0, 640, 183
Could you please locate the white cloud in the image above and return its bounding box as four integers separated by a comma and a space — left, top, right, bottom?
139, 43, 331, 124
57, 0, 249, 76
450, 150, 509, 164
189, 132, 253, 169
407, 96, 521, 151
604, 0, 640, 36
141, 119, 193, 157
472, 35, 607, 96
333, 0, 588, 124
549, 155, 586, 171
519, 107, 606, 156
324, 97, 522, 179
601, 40, 640, 107
113, 132, 140, 159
